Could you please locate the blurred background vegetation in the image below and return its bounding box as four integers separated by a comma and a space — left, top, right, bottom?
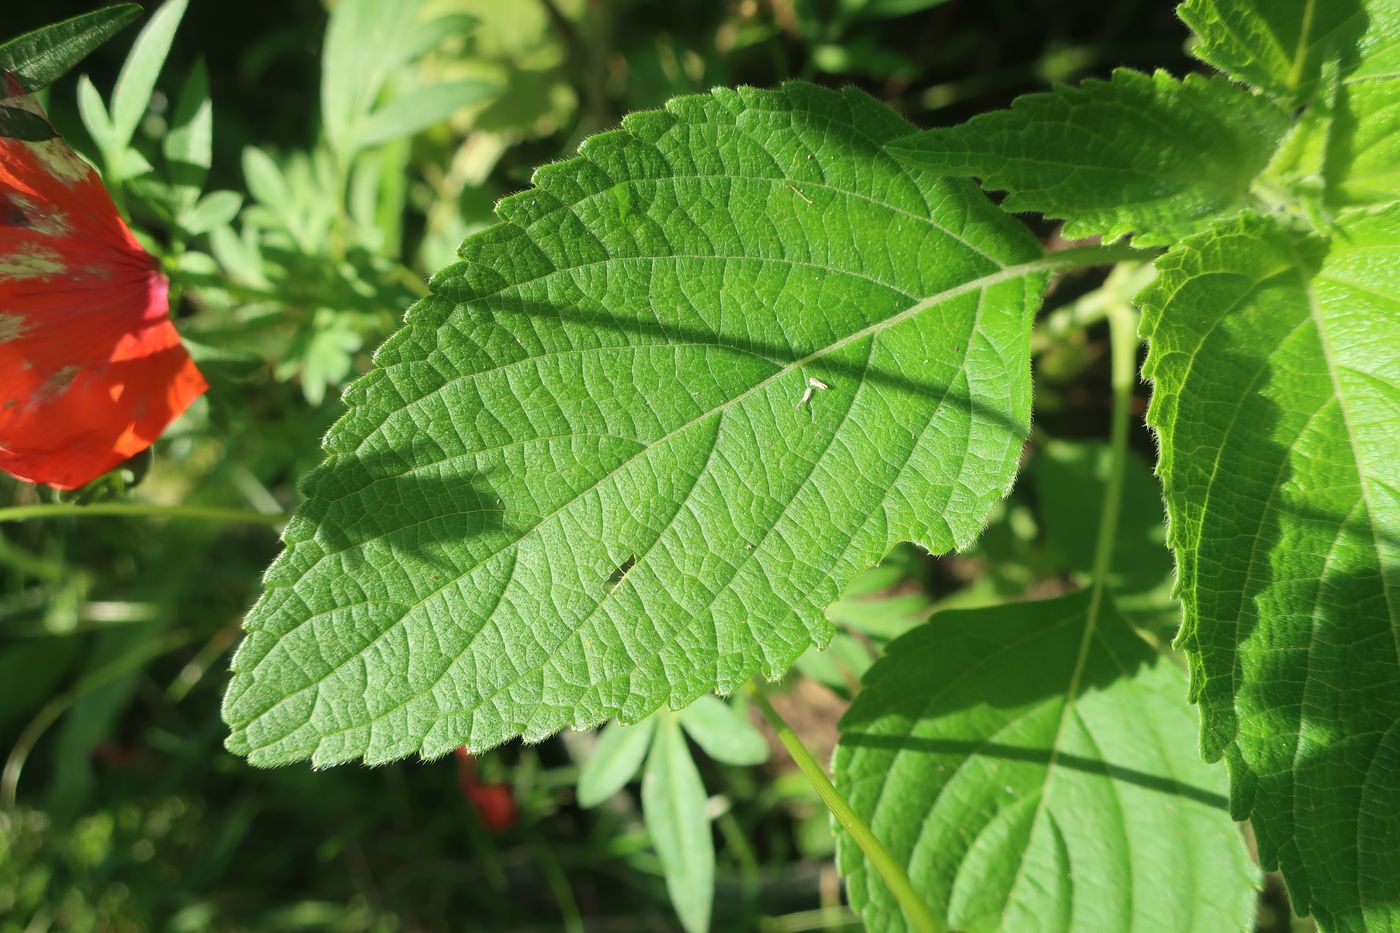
1, 1, 1290, 931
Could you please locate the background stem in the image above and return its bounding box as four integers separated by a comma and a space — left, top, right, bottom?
0, 501, 287, 525
749, 687, 944, 933
1090, 300, 1140, 592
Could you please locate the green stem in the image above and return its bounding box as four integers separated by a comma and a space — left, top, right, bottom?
1036, 242, 1160, 274
2, 630, 194, 807
1056, 301, 1139, 746
749, 686, 944, 933
1090, 302, 1140, 593
0, 502, 288, 525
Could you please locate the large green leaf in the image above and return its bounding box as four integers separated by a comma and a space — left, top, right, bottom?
1140, 206, 1400, 929
833, 590, 1257, 932
1178, 0, 1370, 104
222, 83, 1057, 766
887, 69, 1289, 245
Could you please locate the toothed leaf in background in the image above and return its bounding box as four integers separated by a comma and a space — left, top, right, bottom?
887, 69, 1289, 246
1140, 206, 1400, 930
833, 591, 1257, 932
221, 83, 1048, 766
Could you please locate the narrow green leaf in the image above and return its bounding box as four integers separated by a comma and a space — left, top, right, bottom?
164, 58, 212, 196
241, 146, 289, 208
887, 69, 1289, 245
209, 224, 268, 287
833, 591, 1257, 932
353, 79, 497, 149
110, 0, 190, 149
180, 190, 244, 236
115, 146, 153, 181
0, 4, 140, 94
642, 713, 714, 933
677, 695, 769, 767
793, 632, 873, 693
76, 73, 116, 152
577, 716, 657, 807
1178, 0, 1370, 104
320, 0, 408, 155
1140, 206, 1400, 930
321, 0, 477, 159
222, 83, 1051, 766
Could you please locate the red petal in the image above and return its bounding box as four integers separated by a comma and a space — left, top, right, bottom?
465, 783, 518, 833
0, 90, 205, 489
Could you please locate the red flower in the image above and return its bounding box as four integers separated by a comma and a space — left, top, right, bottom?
0, 78, 205, 490
454, 746, 518, 833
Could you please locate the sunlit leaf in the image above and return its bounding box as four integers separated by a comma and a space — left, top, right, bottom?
834, 591, 1257, 932
222, 83, 1053, 766
1141, 205, 1400, 929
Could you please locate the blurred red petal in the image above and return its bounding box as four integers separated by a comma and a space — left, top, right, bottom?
0, 86, 205, 489
454, 746, 518, 832
465, 783, 518, 833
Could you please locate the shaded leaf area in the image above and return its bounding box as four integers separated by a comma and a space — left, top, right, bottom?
887, 68, 1289, 246
1031, 439, 1177, 635
223, 82, 1047, 766
1140, 206, 1400, 930
833, 590, 1256, 933
1178, 0, 1369, 105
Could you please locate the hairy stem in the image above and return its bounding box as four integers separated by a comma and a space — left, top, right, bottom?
1053, 299, 1140, 767
749, 686, 944, 933
0, 501, 287, 525
1090, 300, 1140, 593
1037, 241, 1160, 274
